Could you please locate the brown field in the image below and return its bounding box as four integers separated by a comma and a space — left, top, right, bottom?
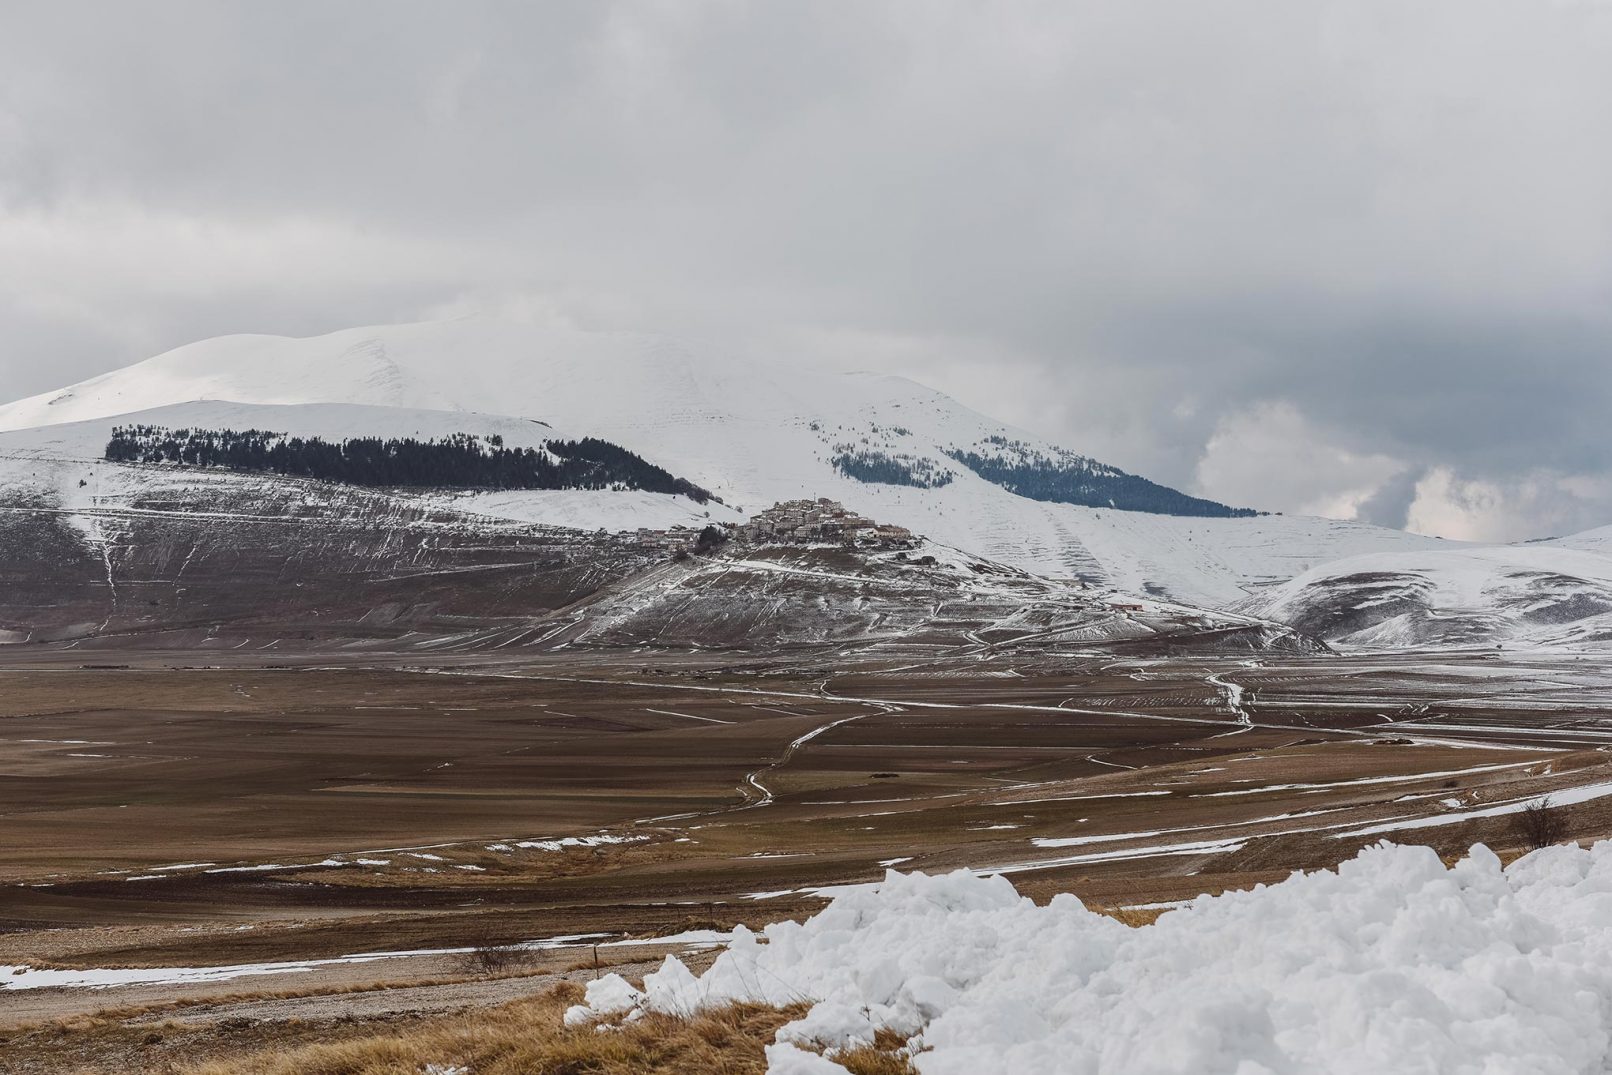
6, 645, 1612, 1069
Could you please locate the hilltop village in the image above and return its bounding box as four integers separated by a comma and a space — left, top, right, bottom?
633, 498, 915, 555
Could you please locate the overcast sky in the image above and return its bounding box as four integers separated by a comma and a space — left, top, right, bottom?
3, 1, 1609, 540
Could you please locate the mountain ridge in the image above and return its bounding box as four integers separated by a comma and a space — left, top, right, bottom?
0, 319, 1247, 520
1241, 541, 1612, 650
0, 318, 1453, 607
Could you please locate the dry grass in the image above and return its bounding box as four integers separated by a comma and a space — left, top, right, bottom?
1091, 904, 1169, 928
835, 1029, 922, 1075
3, 970, 573, 1035
178, 983, 917, 1075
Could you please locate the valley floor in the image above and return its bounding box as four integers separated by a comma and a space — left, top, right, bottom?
5, 644, 1612, 1068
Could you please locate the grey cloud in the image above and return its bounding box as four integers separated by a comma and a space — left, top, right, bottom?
1, 1, 1609, 538
1354, 468, 1425, 531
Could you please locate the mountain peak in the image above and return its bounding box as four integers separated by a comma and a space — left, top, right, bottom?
0, 317, 1440, 606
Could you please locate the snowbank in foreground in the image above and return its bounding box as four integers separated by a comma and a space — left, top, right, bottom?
568, 842, 1612, 1074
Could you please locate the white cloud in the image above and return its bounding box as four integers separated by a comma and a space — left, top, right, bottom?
1406, 468, 1612, 542
1193, 404, 1612, 541
1194, 402, 1406, 518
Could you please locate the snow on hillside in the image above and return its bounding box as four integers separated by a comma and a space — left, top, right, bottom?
836, 482, 1450, 606
0, 400, 741, 534
0, 319, 1445, 606
1244, 542, 1612, 650
558, 538, 1317, 654
0, 399, 563, 464
1549, 524, 1612, 556
570, 842, 1612, 1074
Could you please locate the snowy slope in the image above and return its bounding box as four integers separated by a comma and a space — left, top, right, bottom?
0, 399, 740, 646
0, 403, 1314, 652
0, 400, 742, 534
563, 540, 1320, 654
1243, 542, 1612, 650
0, 318, 1446, 606
1549, 525, 1612, 556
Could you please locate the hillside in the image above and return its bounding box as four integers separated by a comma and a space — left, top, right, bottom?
0, 400, 1320, 652
0, 319, 1447, 607
563, 540, 1319, 655
1242, 541, 1612, 650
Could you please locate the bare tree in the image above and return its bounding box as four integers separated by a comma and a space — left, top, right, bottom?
1513, 797, 1569, 851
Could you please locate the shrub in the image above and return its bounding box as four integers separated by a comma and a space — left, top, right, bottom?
1514, 797, 1569, 851
455, 924, 534, 978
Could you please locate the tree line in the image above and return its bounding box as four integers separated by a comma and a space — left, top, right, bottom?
946, 448, 1257, 517
831, 450, 954, 489
105, 425, 713, 502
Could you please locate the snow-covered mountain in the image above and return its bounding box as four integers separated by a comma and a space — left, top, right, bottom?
1242, 542, 1612, 650
0, 318, 1447, 608
0, 414, 1310, 653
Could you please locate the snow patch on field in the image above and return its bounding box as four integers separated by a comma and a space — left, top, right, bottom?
513, 833, 648, 852
1333, 780, 1612, 839
571, 842, 1612, 1073
0, 927, 728, 992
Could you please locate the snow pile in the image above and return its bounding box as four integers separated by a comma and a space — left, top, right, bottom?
567, 842, 1612, 1073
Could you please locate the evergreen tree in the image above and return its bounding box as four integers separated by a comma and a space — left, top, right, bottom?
946, 448, 1256, 517
104, 426, 716, 502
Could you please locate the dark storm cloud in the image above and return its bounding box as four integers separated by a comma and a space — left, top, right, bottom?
1, 0, 1609, 538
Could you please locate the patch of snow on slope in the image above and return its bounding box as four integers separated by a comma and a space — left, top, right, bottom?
571, 841, 1612, 1073
0, 400, 566, 458
435, 489, 727, 531
1548, 525, 1612, 555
